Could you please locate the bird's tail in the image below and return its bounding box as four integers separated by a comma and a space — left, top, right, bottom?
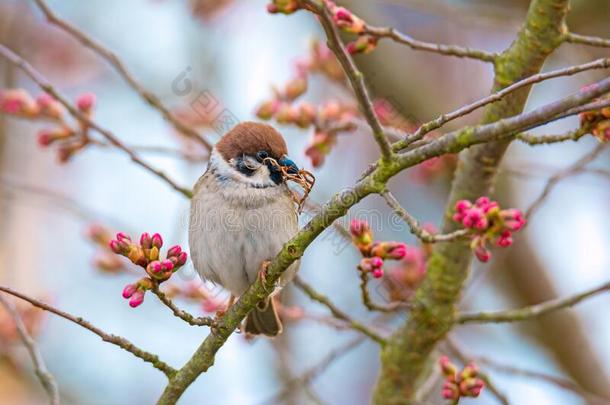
245, 297, 282, 336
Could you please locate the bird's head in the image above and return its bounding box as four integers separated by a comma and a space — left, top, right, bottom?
211, 122, 299, 187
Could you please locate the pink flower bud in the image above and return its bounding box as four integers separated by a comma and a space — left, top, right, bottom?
474, 244, 491, 263
256, 100, 279, 120
370, 256, 383, 268
37, 130, 55, 147
122, 283, 137, 299
455, 199, 472, 212
0, 89, 38, 115
439, 355, 458, 377
174, 251, 188, 267
109, 240, 122, 254
116, 232, 131, 243
148, 261, 163, 274
332, 7, 365, 34
166, 245, 182, 258
442, 380, 460, 400
129, 290, 145, 308
496, 230, 513, 247
386, 243, 407, 260
502, 209, 526, 231
460, 378, 484, 397
36, 93, 63, 119
346, 35, 378, 55
76, 92, 96, 111
140, 232, 152, 249
372, 268, 384, 278
161, 259, 175, 272
151, 233, 163, 249
284, 76, 308, 100
462, 208, 487, 230
350, 219, 369, 237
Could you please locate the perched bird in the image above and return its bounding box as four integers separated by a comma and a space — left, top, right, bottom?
189, 122, 300, 336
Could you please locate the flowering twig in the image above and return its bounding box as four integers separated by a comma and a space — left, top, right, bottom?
363, 25, 497, 62
444, 338, 510, 405
33, 0, 212, 151
0, 285, 177, 378
392, 57, 610, 151
525, 143, 607, 220
301, 0, 393, 159
565, 32, 610, 48
150, 286, 216, 327
0, 294, 60, 405
381, 190, 469, 243
293, 276, 386, 344
0, 43, 193, 198
457, 280, 610, 324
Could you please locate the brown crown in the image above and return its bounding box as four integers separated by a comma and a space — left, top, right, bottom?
215, 122, 288, 161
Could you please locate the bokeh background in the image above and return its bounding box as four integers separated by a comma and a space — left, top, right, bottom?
0, 0, 609, 404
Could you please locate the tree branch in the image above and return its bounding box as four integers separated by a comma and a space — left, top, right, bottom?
516, 127, 588, 145
302, 0, 393, 160
0, 294, 60, 405
381, 190, 469, 243
457, 280, 610, 324
364, 25, 496, 62
0, 43, 193, 198
565, 32, 610, 48
32, 0, 212, 151
293, 276, 386, 345
150, 286, 216, 327
0, 286, 176, 378
392, 57, 610, 151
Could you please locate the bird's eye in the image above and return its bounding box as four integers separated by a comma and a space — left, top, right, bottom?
256, 150, 269, 162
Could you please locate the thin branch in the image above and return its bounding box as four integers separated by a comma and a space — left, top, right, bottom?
364, 25, 496, 62
0, 43, 192, 198
261, 337, 365, 405
358, 271, 400, 313
33, 0, 212, 151
457, 280, 610, 324
381, 190, 469, 243
445, 338, 510, 405
525, 143, 607, 219
516, 127, 588, 145
565, 32, 610, 49
150, 286, 216, 327
0, 294, 60, 405
475, 355, 610, 405
392, 57, 610, 151
293, 276, 386, 345
302, 0, 393, 159
0, 286, 176, 378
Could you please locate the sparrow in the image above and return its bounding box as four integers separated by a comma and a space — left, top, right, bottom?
189, 122, 300, 336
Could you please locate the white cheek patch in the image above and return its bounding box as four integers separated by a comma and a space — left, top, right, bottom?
211, 149, 275, 187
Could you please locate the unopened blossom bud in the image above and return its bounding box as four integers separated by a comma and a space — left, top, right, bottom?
267, 0, 300, 14
116, 232, 131, 243
461, 362, 480, 379
496, 230, 513, 247
36, 128, 72, 147
85, 223, 111, 246
256, 100, 279, 120
501, 208, 526, 231
166, 245, 182, 257
359, 256, 384, 275
592, 120, 610, 142
129, 290, 145, 308
346, 35, 378, 55
350, 219, 373, 247
370, 241, 408, 260
127, 246, 148, 267
140, 232, 152, 249
275, 104, 296, 124
305, 144, 325, 167
462, 207, 487, 230
442, 380, 460, 400
439, 355, 458, 377
331, 6, 366, 34
473, 243, 491, 263
76, 92, 96, 112
151, 233, 163, 249
36, 93, 64, 119
295, 103, 316, 128
460, 378, 484, 397
284, 76, 308, 100
372, 268, 384, 278
148, 261, 163, 274
174, 251, 188, 267
122, 283, 137, 299
0, 89, 38, 116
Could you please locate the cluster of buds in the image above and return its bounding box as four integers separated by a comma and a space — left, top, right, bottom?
580, 96, 610, 143
85, 224, 126, 274
0, 88, 96, 162
439, 356, 485, 400
164, 281, 228, 314
266, 0, 301, 14
325, 1, 377, 54
256, 40, 358, 167
349, 219, 409, 279
453, 197, 526, 263
109, 232, 188, 307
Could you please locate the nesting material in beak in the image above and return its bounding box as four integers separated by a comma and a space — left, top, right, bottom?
263, 156, 315, 212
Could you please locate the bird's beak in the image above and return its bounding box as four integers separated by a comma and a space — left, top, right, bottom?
278, 156, 299, 174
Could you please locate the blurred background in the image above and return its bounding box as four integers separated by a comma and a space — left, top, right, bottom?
0, 0, 608, 404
